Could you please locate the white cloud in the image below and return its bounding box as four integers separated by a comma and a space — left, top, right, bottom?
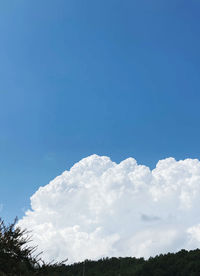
18, 155, 200, 263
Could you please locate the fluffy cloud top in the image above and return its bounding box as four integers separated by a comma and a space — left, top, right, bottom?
18, 155, 200, 263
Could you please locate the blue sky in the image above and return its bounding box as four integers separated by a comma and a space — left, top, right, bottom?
1, 0, 200, 222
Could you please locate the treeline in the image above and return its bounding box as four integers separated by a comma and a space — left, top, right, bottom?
50, 250, 200, 276
1, 217, 200, 275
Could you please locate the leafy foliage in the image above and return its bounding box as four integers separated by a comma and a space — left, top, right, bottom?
0, 217, 65, 275
0, 217, 39, 275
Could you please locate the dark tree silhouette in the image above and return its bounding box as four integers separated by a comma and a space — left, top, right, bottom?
0, 217, 40, 275
0, 217, 67, 275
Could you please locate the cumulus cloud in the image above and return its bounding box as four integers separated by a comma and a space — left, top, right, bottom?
18, 155, 200, 263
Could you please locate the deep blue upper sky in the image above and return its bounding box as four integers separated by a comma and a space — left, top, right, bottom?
1, 0, 200, 221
